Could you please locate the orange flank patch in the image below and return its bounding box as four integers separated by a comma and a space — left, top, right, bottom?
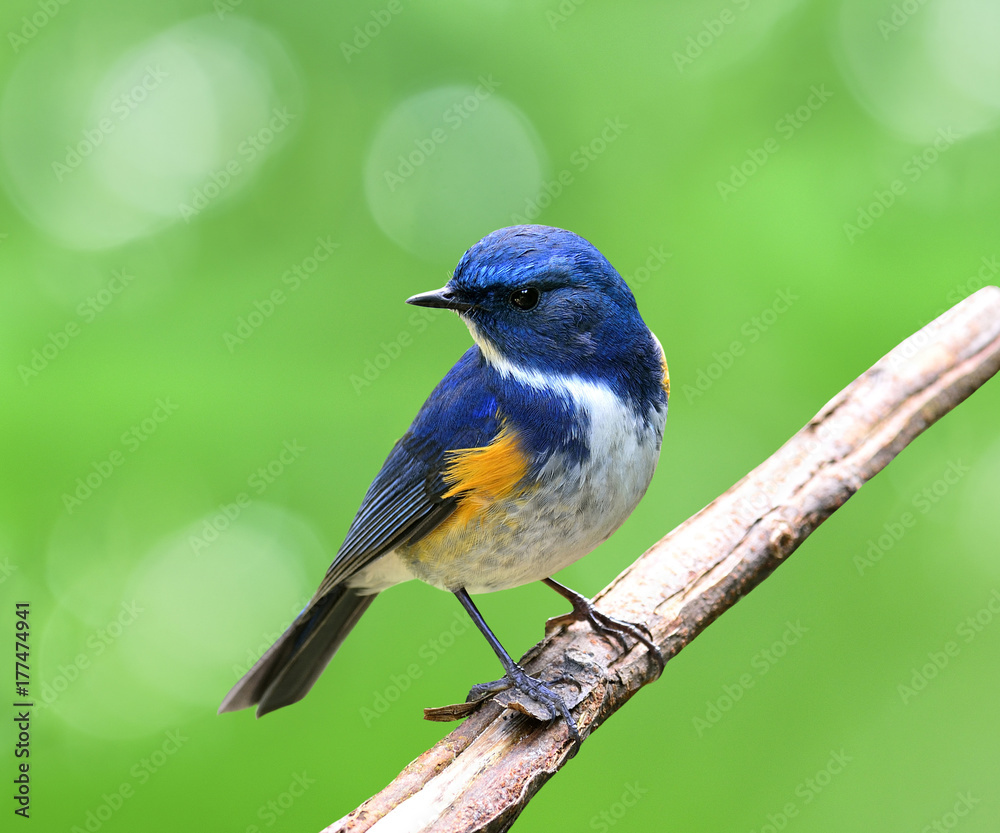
440, 425, 529, 530
650, 332, 669, 397
653, 335, 670, 397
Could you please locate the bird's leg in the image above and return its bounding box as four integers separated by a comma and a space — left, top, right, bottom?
454, 589, 581, 752
542, 577, 664, 674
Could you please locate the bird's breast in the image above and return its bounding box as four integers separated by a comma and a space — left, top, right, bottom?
396, 373, 667, 594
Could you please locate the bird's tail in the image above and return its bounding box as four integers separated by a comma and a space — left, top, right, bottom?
218, 584, 376, 717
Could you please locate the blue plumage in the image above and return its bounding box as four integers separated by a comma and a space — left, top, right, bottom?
220, 225, 669, 745
451, 226, 666, 410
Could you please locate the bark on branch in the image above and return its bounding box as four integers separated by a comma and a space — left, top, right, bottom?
324, 286, 1000, 833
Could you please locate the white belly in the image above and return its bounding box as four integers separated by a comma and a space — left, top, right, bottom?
350, 375, 667, 595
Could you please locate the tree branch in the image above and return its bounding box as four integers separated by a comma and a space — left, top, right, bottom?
324, 286, 1000, 833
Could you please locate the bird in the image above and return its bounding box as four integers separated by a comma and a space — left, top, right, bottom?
219, 225, 670, 748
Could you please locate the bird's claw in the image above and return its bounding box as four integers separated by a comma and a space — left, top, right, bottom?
549, 593, 664, 676
467, 665, 581, 755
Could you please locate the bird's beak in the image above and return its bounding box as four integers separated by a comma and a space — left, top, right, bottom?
406, 286, 474, 312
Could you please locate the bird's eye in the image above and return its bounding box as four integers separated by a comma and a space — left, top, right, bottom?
509, 287, 540, 311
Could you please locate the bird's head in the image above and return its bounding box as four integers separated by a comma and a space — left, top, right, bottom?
407, 225, 658, 383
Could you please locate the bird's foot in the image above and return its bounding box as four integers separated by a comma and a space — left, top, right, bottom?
468, 664, 581, 753
547, 590, 664, 675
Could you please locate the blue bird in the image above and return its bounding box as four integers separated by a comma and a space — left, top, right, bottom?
219, 225, 670, 747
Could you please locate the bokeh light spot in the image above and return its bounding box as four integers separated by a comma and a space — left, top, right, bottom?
928, 0, 1000, 110
364, 84, 547, 262
38, 503, 321, 738
836, 0, 1000, 142
122, 502, 322, 709
0, 15, 303, 250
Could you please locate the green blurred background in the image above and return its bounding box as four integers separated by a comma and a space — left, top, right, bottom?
2, 0, 999, 830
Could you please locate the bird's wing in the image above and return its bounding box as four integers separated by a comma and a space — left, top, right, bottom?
315, 347, 506, 594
